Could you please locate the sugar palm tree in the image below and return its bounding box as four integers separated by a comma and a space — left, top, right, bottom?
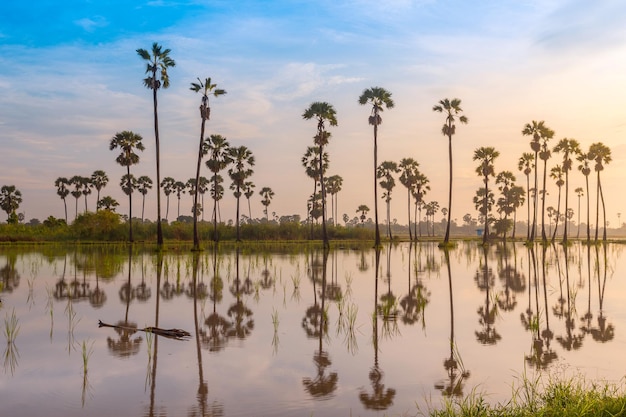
0, 185, 22, 223
522, 120, 554, 241
303, 101, 338, 249
357, 204, 370, 226
198, 176, 210, 222
359, 87, 394, 247
110, 130, 145, 242
577, 153, 592, 242
190, 77, 226, 249
259, 187, 274, 221
588, 142, 612, 241
412, 172, 430, 239
377, 160, 400, 240
136, 175, 153, 222
228, 146, 255, 241
399, 158, 419, 241
325, 175, 343, 227
137, 42, 176, 247
517, 152, 534, 240
69, 175, 86, 220
433, 98, 468, 245
173, 180, 186, 220
473, 147, 499, 244
553, 138, 581, 243
160, 176, 175, 222
90, 170, 109, 211
549, 165, 564, 242
55, 177, 70, 223
81, 178, 93, 213
205, 134, 232, 241
574, 187, 584, 239
243, 181, 255, 221
302, 146, 329, 237
97, 196, 119, 212
495, 170, 516, 240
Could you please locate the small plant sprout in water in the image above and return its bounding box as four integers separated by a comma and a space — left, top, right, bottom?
81, 339, 94, 376
271, 309, 279, 355
4, 308, 20, 344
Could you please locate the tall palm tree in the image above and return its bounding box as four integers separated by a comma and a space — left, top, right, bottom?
160, 176, 175, 222
173, 180, 186, 220
137, 42, 176, 247
495, 170, 516, 240
574, 187, 584, 239
412, 172, 430, 239
302, 146, 329, 237
433, 98, 468, 245
54, 177, 70, 223
137, 175, 153, 222
522, 120, 554, 241
120, 173, 138, 222
0, 185, 22, 223
473, 147, 499, 244
517, 152, 534, 240
90, 170, 109, 211
190, 77, 226, 250
577, 153, 592, 242
243, 181, 255, 221
377, 160, 400, 240
97, 196, 119, 212
259, 187, 274, 221
198, 176, 210, 222
325, 175, 343, 227
588, 142, 612, 241
399, 158, 419, 241
110, 130, 145, 242
357, 204, 370, 225
69, 175, 86, 220
228, 146, 255, 241
549, 165, 564, 242
358, 87, 394, 247
81, 178, 92, 213
205, 134, 232, 241
303, 101, 338, 249
553, 138, 581, 243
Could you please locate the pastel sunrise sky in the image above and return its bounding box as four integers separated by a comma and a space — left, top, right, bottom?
2, 0, 625, 226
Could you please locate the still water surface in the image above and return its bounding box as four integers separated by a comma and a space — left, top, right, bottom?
1, 242, 625, 416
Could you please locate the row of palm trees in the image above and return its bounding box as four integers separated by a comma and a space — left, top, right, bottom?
54, 170, 110, 222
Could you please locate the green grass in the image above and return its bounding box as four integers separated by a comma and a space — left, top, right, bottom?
422, 373, 626, 417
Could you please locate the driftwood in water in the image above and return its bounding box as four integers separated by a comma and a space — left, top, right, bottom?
98, 320, 191, 340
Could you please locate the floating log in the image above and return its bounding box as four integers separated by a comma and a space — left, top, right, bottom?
98, 320, 191, 340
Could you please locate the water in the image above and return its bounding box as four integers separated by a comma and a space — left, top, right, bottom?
1, 242, 624, 416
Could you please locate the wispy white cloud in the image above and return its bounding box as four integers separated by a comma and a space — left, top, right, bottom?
74, 16, 109, 32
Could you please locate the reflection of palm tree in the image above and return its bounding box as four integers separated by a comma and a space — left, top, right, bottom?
359, 248, 396, 409
497, 242, 524, 312
400, 243, 429, 328
556, 245, 584, 351
582, 245, 615, 342
474, 246, 501, 345
204, 248, 231, 352
302, 249, 338, 398
226, 249, 254, 340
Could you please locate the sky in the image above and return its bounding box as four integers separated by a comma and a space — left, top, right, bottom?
2, 0, 626, 227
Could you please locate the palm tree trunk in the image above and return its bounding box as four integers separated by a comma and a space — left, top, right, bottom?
585, 175, 590, 242
444, 133, 453, 243
563, 172, 569, 243
407, 188, 413, 241
599, 175, 607, 241
541, 158, 548, 241
63, 198, 68, 223
127, 166, 134, 243
235, 190, 241, 242
193, 117, 207, 250
483, 178, 489, 245
526, 174, 530, 240
531, 152, 539, 241
142, 195, 146, 222
153, 84, 164, 246
552, 187, 561, 242
595, 172, 600, 242
373, 122, 381, 247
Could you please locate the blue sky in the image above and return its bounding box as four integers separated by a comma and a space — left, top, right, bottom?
2, 0, 626, 227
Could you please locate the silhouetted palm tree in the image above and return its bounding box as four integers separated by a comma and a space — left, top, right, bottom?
399, 158, 419, 241
243, 181, 255, 220
228, 146, 255, 241
173, 180, 186, 220
136, 175, 153, 222
190, 77, 226, 249
359, 87, 394, 247
553, 138, 581, 243
377, 160, 400, 240
55, 177, 70, 223
0, 185, 22, 223
97, 196, 119, 211
574, 187, 584, 239
110, 130, 145, 242
576, 153, 592, 242
433, 98, 468, 245
588, 142, 612, 241
517, 152, 534, 240
160, 176, 175, 222
205, 134, 232, 241
259, 187, 274, 221
549, 165, 564, 242
357, 204, 370, 226
137, 42, 176, 247
473, 147, 499, 244
325, 175, 343, 227
90, 170, 108, 212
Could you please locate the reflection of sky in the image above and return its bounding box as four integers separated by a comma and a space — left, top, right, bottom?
1, 243, 625, 415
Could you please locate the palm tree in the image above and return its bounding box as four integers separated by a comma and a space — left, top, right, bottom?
577, 153, 592, 242
90, 170, 109, 211
97, 196, 119, 212
259, 187, 274, 221
424, 201, 440, 237
136, 175, 153, 222
358, 87, 394, 247
110, 130, 145, 242
303, 101, 338, 249
173, 180, 186, 220
190, 77, 226, 249
549, 165, 564, 242
553, 138, 581, 243
69, 175, 86, 220
377, 160, 400, 240
205, 134, 232, 241
399, 158, 419, 241
54, 177, 70, 223
433, 98, 468, 245
522, 120, 554, 241
160, 176, 175, 222
517, 152, 534, 240
302, 146, 329, 237
574, 187, 584, 239
228, 146, 255, 241
209, 175, 225, 224
243, 181, 255, 221
508, 185, 526, 239
198, 176, 210, 222
495, 170, 516, 240
120, 173, 138, 220
357, 204, 370, 226
0, 185, 22, 223
412, 172, 430, 239
137, 42, 176, 247
588, 142, 612, 241
325, 175, 343, 227
473, 147, 499, 244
